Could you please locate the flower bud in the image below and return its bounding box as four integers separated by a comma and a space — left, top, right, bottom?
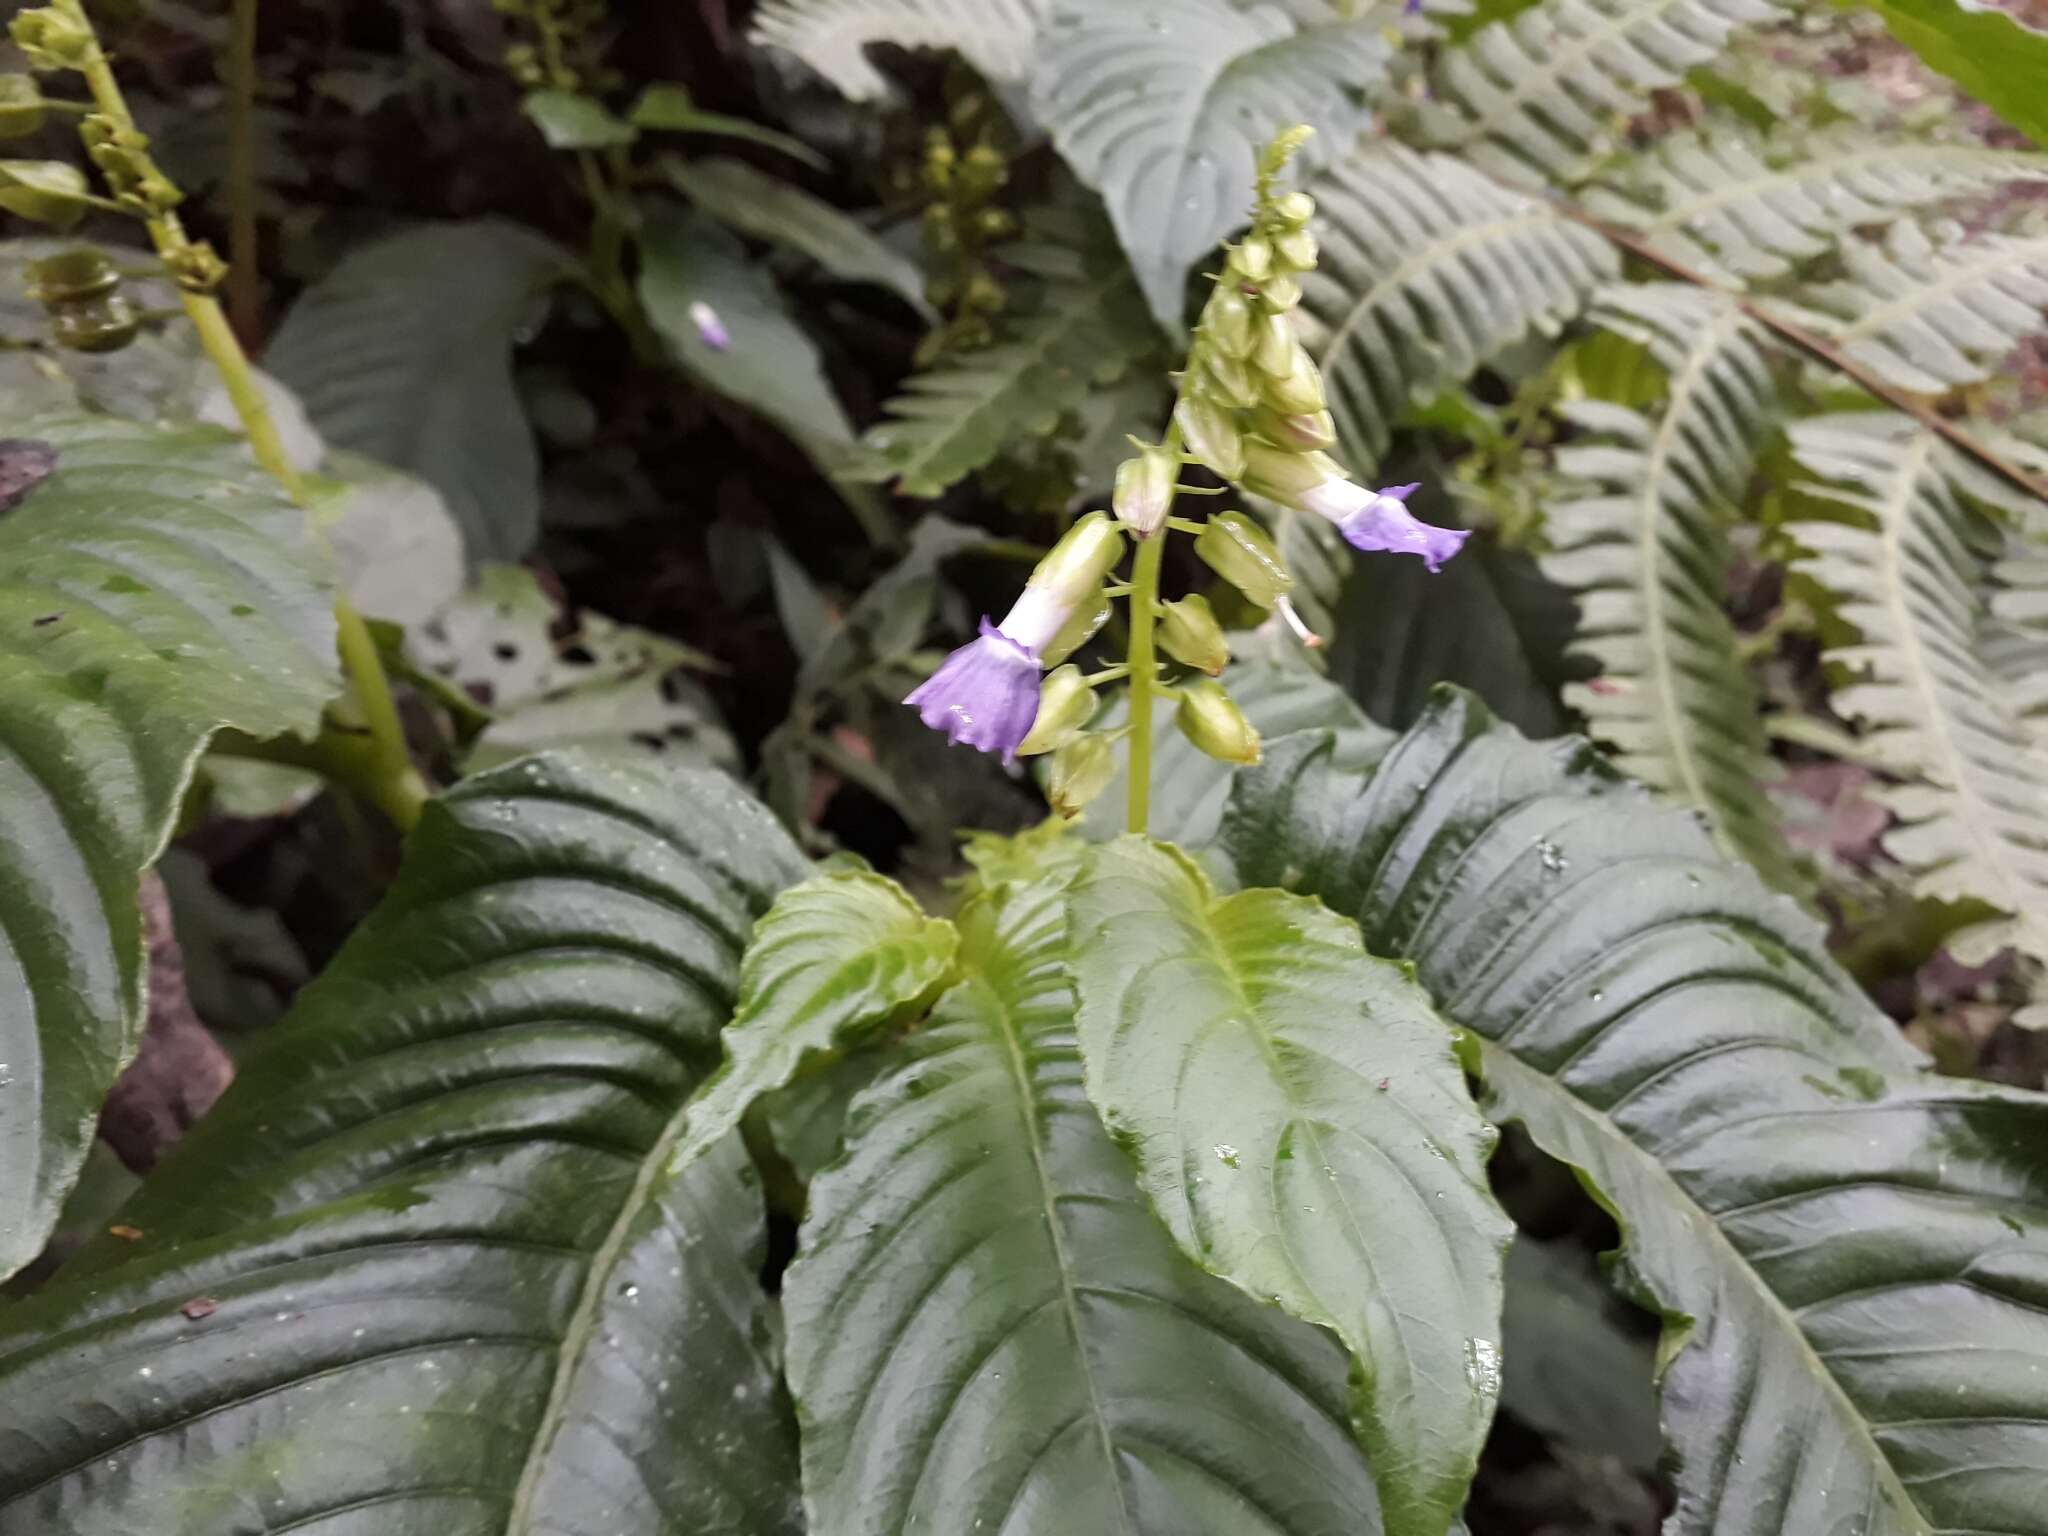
1274, 191, 1316, 227
1274, 228, 1318, 271
1158, 594, 1230, 675
1175, 397, 1244, 481
1231, 234, 1274, 283
1017, 665, 1095, 755
1030, 511, 1124, 604
1205, 351, 1262, 410
1113, 442, 1176, 537
1252, 404, 1337, 451
1264, 348, 1327, 414
0, 159, 91, 228
1251, 312, 1297, 376
9, 8, 94, 71
1261, 275, 1303, 312
31, 248, 136, 353
1176, 679, 1261, 765
1205, 288, 1254, 357
0, 77, 46, 138
1195, 511, 1294, 609
1241, 441, 1345, 502
1048, 733, 1116, 818
1041, 589, 1111, 667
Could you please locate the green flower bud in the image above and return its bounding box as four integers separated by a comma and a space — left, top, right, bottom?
0, 159, 91, 228
29, 247, 136, 353
1176, 679, 1261, 765
1258, 124, 1315, 178
1241, 440, 1344, 502
1175, 396, 1244, 481
1113, 442, 1176, 537
1047, 733, 1116, 818
1252, 404, 1337, 451
1274, 191, 1316, 227
1205, 350, 1262, 410
1261, 275, 1303, 312
1251, 312, 1297, 376
1158, 594, 1230, 676
1264, 348, 1327, 415
960, 143, 1006, 197
0, 77, 47, 138
1230, 234, 1273, 283
1030, 510, 1125, 603
1206, 288, 1254, 357
1040, 589, 1111, 667
1274, 228, 1318, 271
9, 7, 94, 71
1017, 665, 1096, 755
1195, 511, 1294, 609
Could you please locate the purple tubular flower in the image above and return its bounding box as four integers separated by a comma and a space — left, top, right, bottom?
903, 618, 1042, 763
1300, 478, 1470, 572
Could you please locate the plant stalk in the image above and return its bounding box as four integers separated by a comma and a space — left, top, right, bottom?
1124, 530, 1166, 836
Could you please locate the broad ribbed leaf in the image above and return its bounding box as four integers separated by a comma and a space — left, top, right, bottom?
0, 417, 338, 1283
1299, 146, 1618, 470
1789, 412, 2048, 976
748, 0, 1045, 101
1226, 692, 2048, 1536
1033, 0, 1394, 324
267, 220, 569, 564
1419, 0, 1789, 185
663, 869, 957, 1177
1586, 124, 2048, 283
1069, 839, 1511, 1536
851, 226, 1158, 497
0, 752, 812, 1534
786, 874, 1385, 1535
663, 157, 932, 318
1790, 223, 2048, 394
1540, 284, 1800, 890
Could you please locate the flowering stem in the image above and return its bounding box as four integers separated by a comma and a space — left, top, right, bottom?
56, 0, 426, 831
1123, 529, 1167, 835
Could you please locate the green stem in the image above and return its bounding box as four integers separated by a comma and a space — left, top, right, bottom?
1124, 530, 1166, 836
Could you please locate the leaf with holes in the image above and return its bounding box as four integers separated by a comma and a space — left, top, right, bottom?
0, 752, 812, 1533
1033, 0, 1395, 324
267, 221, 571, 565
1069, 838, 1511, 1536
1225, 690, 2048, 1536
785, 873, 1388, 1535
0, 416, 338, 1284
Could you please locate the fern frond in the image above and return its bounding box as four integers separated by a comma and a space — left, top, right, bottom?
848, 229, 1158, 498
1790, 412, 2048, 971
1032, 0, 1394, 324
1418, 0, 1788, 186
1540, 283, 1800, 888
1585, 124, 2048, 283
1788, 222, 2048, 394
748, 0, 1043, 100
1298, 145, 1618, 469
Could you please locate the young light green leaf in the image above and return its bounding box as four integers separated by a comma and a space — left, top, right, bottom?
1032, 0, 1395, 324
521, 89, 639, 148
267, 220, 572, 564
1226, 692, 2048, 1536
663, 869, 958, 1177
786, 875, 1385, 1535
0, 417, 339, 1284
1069, 839, 1511, 1536
664, 156, 930, 317
631, 85, 825, 169
0, 752, 812, 1530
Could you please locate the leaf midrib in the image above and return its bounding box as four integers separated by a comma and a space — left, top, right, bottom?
1831, 232, 2048, 347
1475, 1041, 1932, 1533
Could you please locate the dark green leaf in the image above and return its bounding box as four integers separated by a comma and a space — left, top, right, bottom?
1851, 0, 2048, 148
630, 85, 827, 169
786, 874, 1386, 1534
521, 90, 639, 149
0, 752, 812, 1532
1226, 691, 2048, 1536
1069, 838, 1511, 1536
268, 221, 571, 564
0, 417, 338, 1283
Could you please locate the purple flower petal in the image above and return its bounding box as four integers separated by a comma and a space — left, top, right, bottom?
689, 300, 730, 352
1336, 489, 1470, 572
903, 618, 1041, 763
